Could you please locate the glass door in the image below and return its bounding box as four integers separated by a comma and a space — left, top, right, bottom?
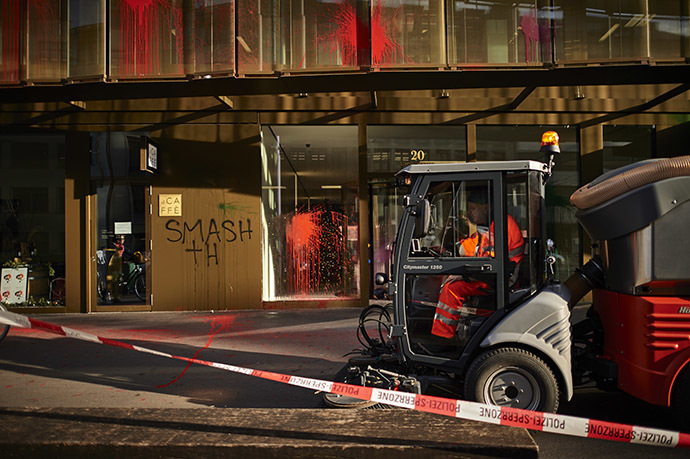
91, 133, 151, 309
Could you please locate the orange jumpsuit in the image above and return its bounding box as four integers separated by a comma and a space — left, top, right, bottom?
431, 215, 524, 339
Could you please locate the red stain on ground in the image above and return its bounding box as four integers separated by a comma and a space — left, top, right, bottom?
156, 314, 238, 388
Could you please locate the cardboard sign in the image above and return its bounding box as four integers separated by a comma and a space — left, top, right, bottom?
1, 267, 29, 304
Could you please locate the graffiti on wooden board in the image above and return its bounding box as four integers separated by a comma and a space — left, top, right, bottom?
165, 218, 253, 266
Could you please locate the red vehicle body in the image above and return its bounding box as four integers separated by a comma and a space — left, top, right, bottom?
593, 290, 690, 407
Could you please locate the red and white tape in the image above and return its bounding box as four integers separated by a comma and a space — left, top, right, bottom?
1, 309, 688, 449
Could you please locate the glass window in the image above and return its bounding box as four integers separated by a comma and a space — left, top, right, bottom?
449, 1, 549, 65
649, 2, 689, 59
27, 0, 68, 81
191, 0, 235, 75
237, 0, 277, 74
0, 135, 66, 306
476, 125, 579, 282
603, 125, 654, 173
110, 0, 184, 78
238, 0, 370, 74
69, 0, 106, 79
261, 126, 360, 301
372, 0, 445, 68
411, 180, 496, 259
553, 1, 649, 61
367, 125, 466, 173
0, 0, 22, 83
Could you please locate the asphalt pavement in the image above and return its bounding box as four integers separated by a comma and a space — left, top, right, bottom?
0, 307, 687, 458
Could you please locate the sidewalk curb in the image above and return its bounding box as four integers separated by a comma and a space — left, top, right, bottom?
0, 407, 538, 458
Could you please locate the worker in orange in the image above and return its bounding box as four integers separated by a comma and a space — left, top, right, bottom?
431, 189, 524, 339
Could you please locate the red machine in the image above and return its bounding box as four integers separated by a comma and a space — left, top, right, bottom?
568, 155, 690, 427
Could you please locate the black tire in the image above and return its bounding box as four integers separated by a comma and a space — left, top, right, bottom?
134, 274, 146, 301
322, 363, 378, 409
464, 347, 560, 413
671, 366, 690, 431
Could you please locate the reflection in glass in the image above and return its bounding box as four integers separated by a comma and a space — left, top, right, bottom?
554, 1, 649, 61
91, 133, 150, 306
192, 0, 235, 75
1, 0, 22, 83
0, 135, 66, 306
238, 0, 369, 74
449, 0, 548, 65
372, 0, 444, 67
476, 125, 579, 281
367, 125, 466, 173
27, 0, 67, 80
649, 2, 689, 59
110, 0, 184, 78
69, 0, 106, 79
603, 125, 653, 173
261, 126, 360, 301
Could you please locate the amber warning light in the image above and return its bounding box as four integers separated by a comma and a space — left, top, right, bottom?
539, 131, 561, 155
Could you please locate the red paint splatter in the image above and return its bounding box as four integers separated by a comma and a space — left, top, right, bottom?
115, 0, 184, 76
318, 0, 408, 67
1, 0, 21, 82
27, 0, 63, 78
285, 205, 348, 296
156, 314, 237, 388
370, 1, 407, 65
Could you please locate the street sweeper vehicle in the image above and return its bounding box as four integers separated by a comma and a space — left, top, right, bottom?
324, 132, 690, 429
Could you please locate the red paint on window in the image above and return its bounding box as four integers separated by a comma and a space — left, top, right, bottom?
116, 0, 183, 76
1, 0, 21, 82
286, 206, 348, 296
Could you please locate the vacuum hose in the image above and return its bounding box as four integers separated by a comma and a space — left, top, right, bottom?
570, 156, 690, 209
563, 257, 605, 309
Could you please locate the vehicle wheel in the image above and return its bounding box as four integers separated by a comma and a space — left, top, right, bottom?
323, 363, 378, 409
671, 366, 690, 431
0, 304, 10, 343
134, 274, 146, 301
464, 347, 560, 413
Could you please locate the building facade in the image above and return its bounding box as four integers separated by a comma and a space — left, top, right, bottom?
1, 0, 689, 313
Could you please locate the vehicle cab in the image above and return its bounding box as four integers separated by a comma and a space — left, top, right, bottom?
390, 160, 573, 410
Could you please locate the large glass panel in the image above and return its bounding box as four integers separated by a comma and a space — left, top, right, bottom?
27, 0, 67, 81
0, 0, 22, 83
91, 133, 151, 306
238, 0, 369, 74
367, 125, 466, 174
237, 0, 277, 74
448, 0, 549, 65
372, 0, 444, 67
261, 125, 360, 301
69, 0, 106, 79
191, 0, 235, 75
554, 1, 649, 61
603, 125, 654, 173
476, 125, 579, 281
367, 125, 465, 286
649, 2, 689, 59
110, 0, 184, 78
0, 135, 66, 306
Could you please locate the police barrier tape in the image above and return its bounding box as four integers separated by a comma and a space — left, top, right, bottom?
0, 308, 688, 449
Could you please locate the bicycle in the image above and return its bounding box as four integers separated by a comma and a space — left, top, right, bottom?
96, 250, 146, 303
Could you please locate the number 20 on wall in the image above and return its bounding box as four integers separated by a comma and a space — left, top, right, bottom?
411, 150, 425, 161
